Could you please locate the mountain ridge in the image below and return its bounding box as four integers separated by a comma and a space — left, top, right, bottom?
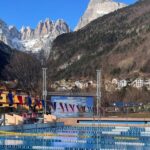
0, 41, 14, 79
75, 0, 127, 31
48, 0, 150, 80
0, 18, 70, 57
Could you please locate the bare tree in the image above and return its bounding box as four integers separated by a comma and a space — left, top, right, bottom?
3, 52, 42, 94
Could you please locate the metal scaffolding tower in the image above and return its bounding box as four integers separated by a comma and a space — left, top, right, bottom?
96, 70, 101, 117
42, 68, 47, 114
96, 70, 102, 149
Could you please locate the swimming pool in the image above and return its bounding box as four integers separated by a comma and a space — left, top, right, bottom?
0, 125, 150, 149
78, 120, 150, 125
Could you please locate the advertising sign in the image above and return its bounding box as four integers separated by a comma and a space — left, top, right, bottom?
50, 96, 94, 118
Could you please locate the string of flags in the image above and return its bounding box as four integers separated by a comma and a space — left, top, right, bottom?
1, 92, 95, 113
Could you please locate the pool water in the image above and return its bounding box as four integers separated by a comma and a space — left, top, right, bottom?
78, 120, 150, 125
0, 126, 150, 150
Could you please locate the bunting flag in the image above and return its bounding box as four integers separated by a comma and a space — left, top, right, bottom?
26, 96, 32, 106
59, 102, 65, 112
8, 93, 14, 105
41, 100, 45, 108
34, 99, 41, 108
65, 103, 69, 112
0, 91, 3, 100
69, 104, 75, 112
17, 95, 23, 105
0, 91, 2, 96
37, 100, 41, 108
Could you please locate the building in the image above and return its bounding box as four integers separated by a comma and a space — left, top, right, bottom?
132, 78, 144, 89
112, 78, 118, 85
144, 79, 150, 90
118, 80, 127, 89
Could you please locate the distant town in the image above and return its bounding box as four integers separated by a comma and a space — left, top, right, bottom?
50, 77, 150, 92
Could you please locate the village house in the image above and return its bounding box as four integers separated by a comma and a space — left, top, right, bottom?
112, 78, 118, 85
144, 79, 150, 90
117, 79, 128, 89
131, 78, 144, 89
105, 80, 116, 92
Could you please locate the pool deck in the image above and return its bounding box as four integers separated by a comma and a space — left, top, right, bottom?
0, 122, 64, 132
57, 117, 150, 127
1, 117, 150, 132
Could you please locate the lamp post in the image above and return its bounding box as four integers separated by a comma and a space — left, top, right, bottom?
96, 70, 101, 118
42, 68, 47, 114
96, 69, 101, 150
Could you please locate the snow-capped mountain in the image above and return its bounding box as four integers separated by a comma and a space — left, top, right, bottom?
0, 19, 12, 46
0, 18, 70, 57
75, 0, 127, 31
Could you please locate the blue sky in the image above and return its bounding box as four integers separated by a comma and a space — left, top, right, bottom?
0, 0, 137, 30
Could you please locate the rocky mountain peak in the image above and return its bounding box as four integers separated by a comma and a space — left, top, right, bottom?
0, 18, 70, 56
0, 20, 9, 35
48, 0, 150, 81
0, 19, 7, 28
54, 19, 70, 33
9, 26, 21, 39
75, 0, 127, 31
0, 20, 12, 46
20, 26, 26, 33
90, 0, 113, 3
45, 18, 52, 24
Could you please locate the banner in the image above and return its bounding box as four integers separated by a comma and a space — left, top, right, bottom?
59, 102, 64, 112
69, 104, 75, 112
50, 96, 94, 118
50, 102, 57, 111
